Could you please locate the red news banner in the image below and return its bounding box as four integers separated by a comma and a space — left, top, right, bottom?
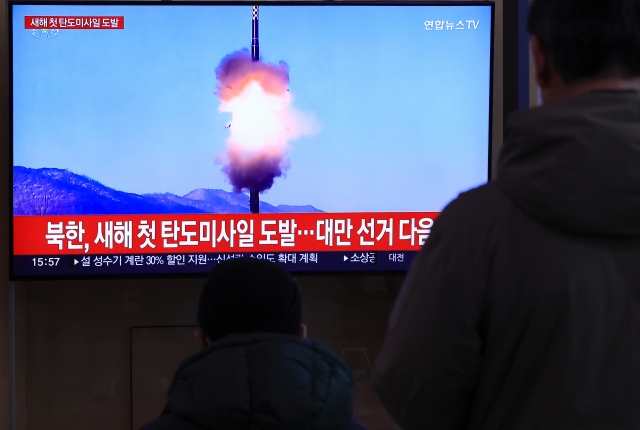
25, 16, 124, 30
14, 212, 440, 256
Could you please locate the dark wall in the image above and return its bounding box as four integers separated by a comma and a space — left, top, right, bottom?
13, 276, 402, 430
503, 0, 531, 127
2, 0, 12, 427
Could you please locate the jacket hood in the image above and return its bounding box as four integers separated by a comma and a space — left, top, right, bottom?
497, 90, 640, 237
162, 332, 353, 430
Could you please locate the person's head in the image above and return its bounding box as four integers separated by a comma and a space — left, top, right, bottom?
195, 257, 306, 348
528, 0, 640, 104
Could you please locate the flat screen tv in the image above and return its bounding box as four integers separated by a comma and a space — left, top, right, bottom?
10, 1, 494, 278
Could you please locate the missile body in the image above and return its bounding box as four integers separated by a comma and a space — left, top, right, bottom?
251, 5, 259, 62
249, 5, 260, 213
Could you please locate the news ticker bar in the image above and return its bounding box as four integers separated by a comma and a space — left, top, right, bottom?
13, 251, 418, 277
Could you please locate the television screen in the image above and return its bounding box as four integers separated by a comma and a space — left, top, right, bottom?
10, 1, 494, 278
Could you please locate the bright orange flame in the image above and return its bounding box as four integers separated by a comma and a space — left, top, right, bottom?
215, 49, 317, 193
221, 81, 291, 155
218, 68, 288, 101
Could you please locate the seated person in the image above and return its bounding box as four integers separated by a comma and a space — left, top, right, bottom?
140, 257, 358, 430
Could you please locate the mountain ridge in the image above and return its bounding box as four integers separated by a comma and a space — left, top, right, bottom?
13, 166, 322, 215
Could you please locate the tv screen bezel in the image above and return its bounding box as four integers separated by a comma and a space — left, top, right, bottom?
9, 0, 495, 280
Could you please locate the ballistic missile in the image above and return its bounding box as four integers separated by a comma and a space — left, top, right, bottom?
251, 5, 260, 62
250, 4, 260, 213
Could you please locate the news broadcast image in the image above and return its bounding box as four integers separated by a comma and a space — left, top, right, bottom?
11, 3, 493, 277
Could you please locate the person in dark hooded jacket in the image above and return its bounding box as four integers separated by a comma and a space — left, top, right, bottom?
372, 1, 640, 429
140, 257, 363, 430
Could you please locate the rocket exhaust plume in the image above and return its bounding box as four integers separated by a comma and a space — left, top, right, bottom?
215, 5, 317, 214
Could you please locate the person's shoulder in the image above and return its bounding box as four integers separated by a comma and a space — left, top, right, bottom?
214, 332, 352, 377
434, 182, 513, 233
448, 181, 511, 212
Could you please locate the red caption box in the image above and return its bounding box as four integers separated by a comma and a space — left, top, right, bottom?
13, 212, 440, 255
25, 16, 125, 29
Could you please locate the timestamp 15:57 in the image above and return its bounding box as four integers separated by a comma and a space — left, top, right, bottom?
32, 257, 60, 267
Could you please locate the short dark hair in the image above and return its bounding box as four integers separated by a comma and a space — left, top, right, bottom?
197, 257, 301, 342
528, 0, 640, 83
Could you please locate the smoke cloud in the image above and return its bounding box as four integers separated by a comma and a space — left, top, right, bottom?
215, 49, 317, 194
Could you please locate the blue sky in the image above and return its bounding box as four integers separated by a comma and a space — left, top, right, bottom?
13, 4, 492, 212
